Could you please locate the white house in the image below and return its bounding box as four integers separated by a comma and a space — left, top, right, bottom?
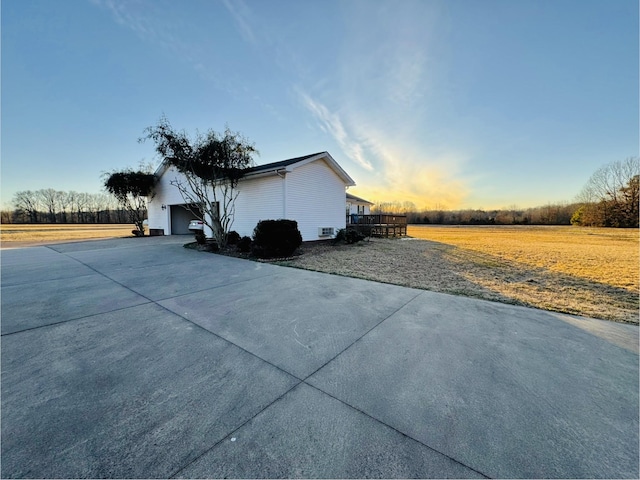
346, 192, 373, 216
147, 151, 357, 241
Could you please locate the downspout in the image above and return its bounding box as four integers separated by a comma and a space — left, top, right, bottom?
276, 169, 287, 218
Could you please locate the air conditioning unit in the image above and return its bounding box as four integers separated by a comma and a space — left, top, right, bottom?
318, 227, 335, 237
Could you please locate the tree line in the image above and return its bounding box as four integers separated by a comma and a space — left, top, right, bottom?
2, 189, 136, 224
372, 202, 580, 226
372, 157, 639, 228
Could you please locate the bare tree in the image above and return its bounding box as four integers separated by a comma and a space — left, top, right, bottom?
56, 191, 71, 223
76, 193, 91, 223
12, 191, 41, 223
35, 189, 58, 223
141, 117, 257, 247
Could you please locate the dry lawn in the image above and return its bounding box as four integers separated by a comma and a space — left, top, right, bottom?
1, 224, 138, 247
278, 225, 639, 324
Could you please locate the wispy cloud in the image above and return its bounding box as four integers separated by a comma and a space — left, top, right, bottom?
388, 51, 427, 106
220, 0, 256, 45
297, 90, 374, 171
92, 0, 164, 45
92, 0, 244, 96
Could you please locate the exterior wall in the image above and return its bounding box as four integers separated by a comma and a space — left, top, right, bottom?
347, 201, 371, 215
147, 166, 190, 235
231, 174, 284, 238
286, 160, 346, 240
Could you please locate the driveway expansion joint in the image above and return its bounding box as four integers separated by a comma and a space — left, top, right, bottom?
301, 381, 492, 479
301, 289, 425, 382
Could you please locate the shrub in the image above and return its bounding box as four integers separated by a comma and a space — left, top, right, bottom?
194, 230, 206, 245
332, 228, 346, 244
205, 239, 219, 252
346, 229, 366, 244
237, 236, 252, 253
252, 219, 302, 258
227, 230, 241, 245
333, 227, 366, 245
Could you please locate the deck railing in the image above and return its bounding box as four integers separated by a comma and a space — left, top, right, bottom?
346, 213, 407, 237
346, 214, 407, 226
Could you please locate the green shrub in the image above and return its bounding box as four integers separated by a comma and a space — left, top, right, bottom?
237, 236, 252, 253
333, 227, 366, 245
252, 219, 302, 258
346, 229, 366, 244
332, 228, 346, 244
194, 230, 206, 245
204, 239, 219, 252
227, 230, 241, 245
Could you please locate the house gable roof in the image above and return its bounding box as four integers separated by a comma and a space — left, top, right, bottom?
346, 193, 374, 205
244, 151, 355, 186
244, 152, 322, 174
155, 151, 356, 186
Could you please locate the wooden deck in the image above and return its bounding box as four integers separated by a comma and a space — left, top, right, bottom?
346, 214, 407, 237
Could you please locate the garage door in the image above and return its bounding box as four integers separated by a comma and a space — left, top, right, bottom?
170, 204, 201, 235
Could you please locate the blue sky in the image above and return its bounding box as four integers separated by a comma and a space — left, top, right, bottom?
2, 0, 638, 210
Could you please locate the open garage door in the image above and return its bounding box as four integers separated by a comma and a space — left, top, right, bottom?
170, 204, 201, 235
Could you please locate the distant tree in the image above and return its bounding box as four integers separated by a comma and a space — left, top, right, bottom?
12, 190, 41, 223
0, 210, 12, 223
141, 116, 257, 247
36, 188, 67, 223
103, 168, 156, 235
56, 190, 71, 223
616, 174, 639, 227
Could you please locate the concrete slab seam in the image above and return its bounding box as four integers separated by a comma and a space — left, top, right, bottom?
302, 381, 492, 479
0, 271, 102, 288
45, 242, 175, 254
0, 301, 154, 337
149, 272, 281, 302
166, 381, 305, 479
150, 299, 307, 381
52, 245, 282, 303
300, 289, 425, 382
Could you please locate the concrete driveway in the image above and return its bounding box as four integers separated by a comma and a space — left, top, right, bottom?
1, 236, 638, 478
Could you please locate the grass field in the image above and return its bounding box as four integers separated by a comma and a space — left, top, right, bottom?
1, 224, 137, 246
408, 225, 639, 292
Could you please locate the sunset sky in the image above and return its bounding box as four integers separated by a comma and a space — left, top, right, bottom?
2, 0, 638, 210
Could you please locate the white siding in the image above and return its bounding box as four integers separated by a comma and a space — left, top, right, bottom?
286, 160, 346, 241
347, 201, 371, 215
231, 175, 284, 237
147, 166, 191, 235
